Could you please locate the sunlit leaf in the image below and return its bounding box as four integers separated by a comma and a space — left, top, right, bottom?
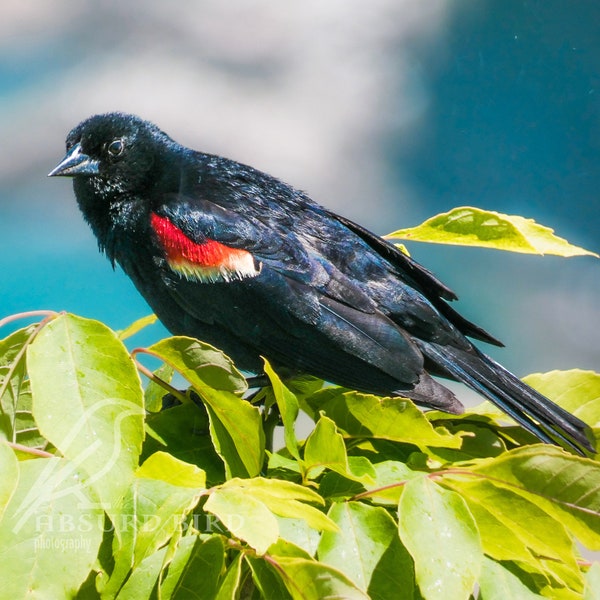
0, 325, 37, 445
445, 477, 582, 590
0, 457, 104, 598
318, 502, 414, 599
132, 456, 205, 565
137, 451, 206, 489
398, 476, 482, 600
307, 388, 462, 448
471, 445, 600, 550
276, 517, 321, 557
143, 403, 224, 486
585, 562, 600, 600
264, 360, 301, 460
160, 534, 224, 599
117, 314, 158, 340
104, 453, 205, 596
361, 460, 421, 505
217, 477, 334, 533
147, 337, 263, 478
148, 336, 247, 394
143, 363, 174, 413
0, 444, 19, 522
115, 546, 168, 600
303, 414, 346, 477
523, 369, 600, 428
478, 557, 543, 599
270, 555, 370, 600
215, 552, 244, 600
27, 314, 145, 520
205, 486, 279, 554
385, 206, 598, 257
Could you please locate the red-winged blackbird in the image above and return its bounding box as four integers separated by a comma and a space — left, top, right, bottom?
49, 112, 593, 454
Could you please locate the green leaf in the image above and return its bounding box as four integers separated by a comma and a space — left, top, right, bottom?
585, 562, 600, 600
147, 337, 263, 478
204, 399, 264, 479
27, 314, 145, 517
471, 445, 600, 550
215, 552, 244, 600
137, 451, 206, 489
117, 313, 158, 340
218, 477, 335, 533
275, 517, 321, 557
11, 382, 48, 451
131, 457, 205, 565
267, 451, 302, 476
103, 454, 205, 596
318, 502, 414, 599
0, 325, 37, 444
303, 414, 347, 478
361, 460, 421, 505
204, 486, 279, 555
523, 369, 600, 428
160, 534, 224, 599
267, 538, 314, 559
456, 487, 543, 565
144, 403, 224, 486
385, 206, 598, 257
495, 560, 579, 600
307, 388, 462, 448
148, 336, 247, 394
303, 415, 376, 484
144, 363, 174, 413
246, 540, 314, 598
264, 360, 301, 460
247, 554, 293, 599
479, 557, 543, 599
284, 375, 324, 402
314, 452, 406, 503
115, 545, 168, 600
0, 457, 104, 599
248, 540, 313, 598
0, 443, 19, 525
205, 477, 335, 554
318, 471, 366, 501
270, 555, 370, 600
398, 476, 482, 600
447, 477, 582, 588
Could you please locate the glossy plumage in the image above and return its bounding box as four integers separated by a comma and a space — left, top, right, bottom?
49, 112, 593, 454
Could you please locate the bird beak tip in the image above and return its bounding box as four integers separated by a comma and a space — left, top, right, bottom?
49, 143, 99, 178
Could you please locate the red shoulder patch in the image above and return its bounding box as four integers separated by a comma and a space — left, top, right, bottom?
151, 213, 260, 283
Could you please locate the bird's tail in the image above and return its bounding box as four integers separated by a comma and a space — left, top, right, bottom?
418, 341, 595, 455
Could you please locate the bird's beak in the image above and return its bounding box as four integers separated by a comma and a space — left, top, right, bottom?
48, 143, 99, 177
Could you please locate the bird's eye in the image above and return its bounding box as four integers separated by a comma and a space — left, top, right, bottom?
106, 139, 124, 157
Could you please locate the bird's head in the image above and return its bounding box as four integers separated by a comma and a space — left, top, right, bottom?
49, 112, 175, 199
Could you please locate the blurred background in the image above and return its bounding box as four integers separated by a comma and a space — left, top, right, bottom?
1, 0, 598, 378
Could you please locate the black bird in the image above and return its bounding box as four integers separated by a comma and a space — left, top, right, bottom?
49, 112, 593, 454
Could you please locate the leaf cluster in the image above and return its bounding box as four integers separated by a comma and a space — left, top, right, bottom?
0, 207, 598, 599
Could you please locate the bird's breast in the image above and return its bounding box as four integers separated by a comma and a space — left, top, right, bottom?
150, 212, 260, 283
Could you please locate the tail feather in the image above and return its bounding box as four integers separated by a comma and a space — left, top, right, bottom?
419, 342, 594, 455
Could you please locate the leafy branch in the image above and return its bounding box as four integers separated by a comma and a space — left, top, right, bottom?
0, 208, 598, 599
